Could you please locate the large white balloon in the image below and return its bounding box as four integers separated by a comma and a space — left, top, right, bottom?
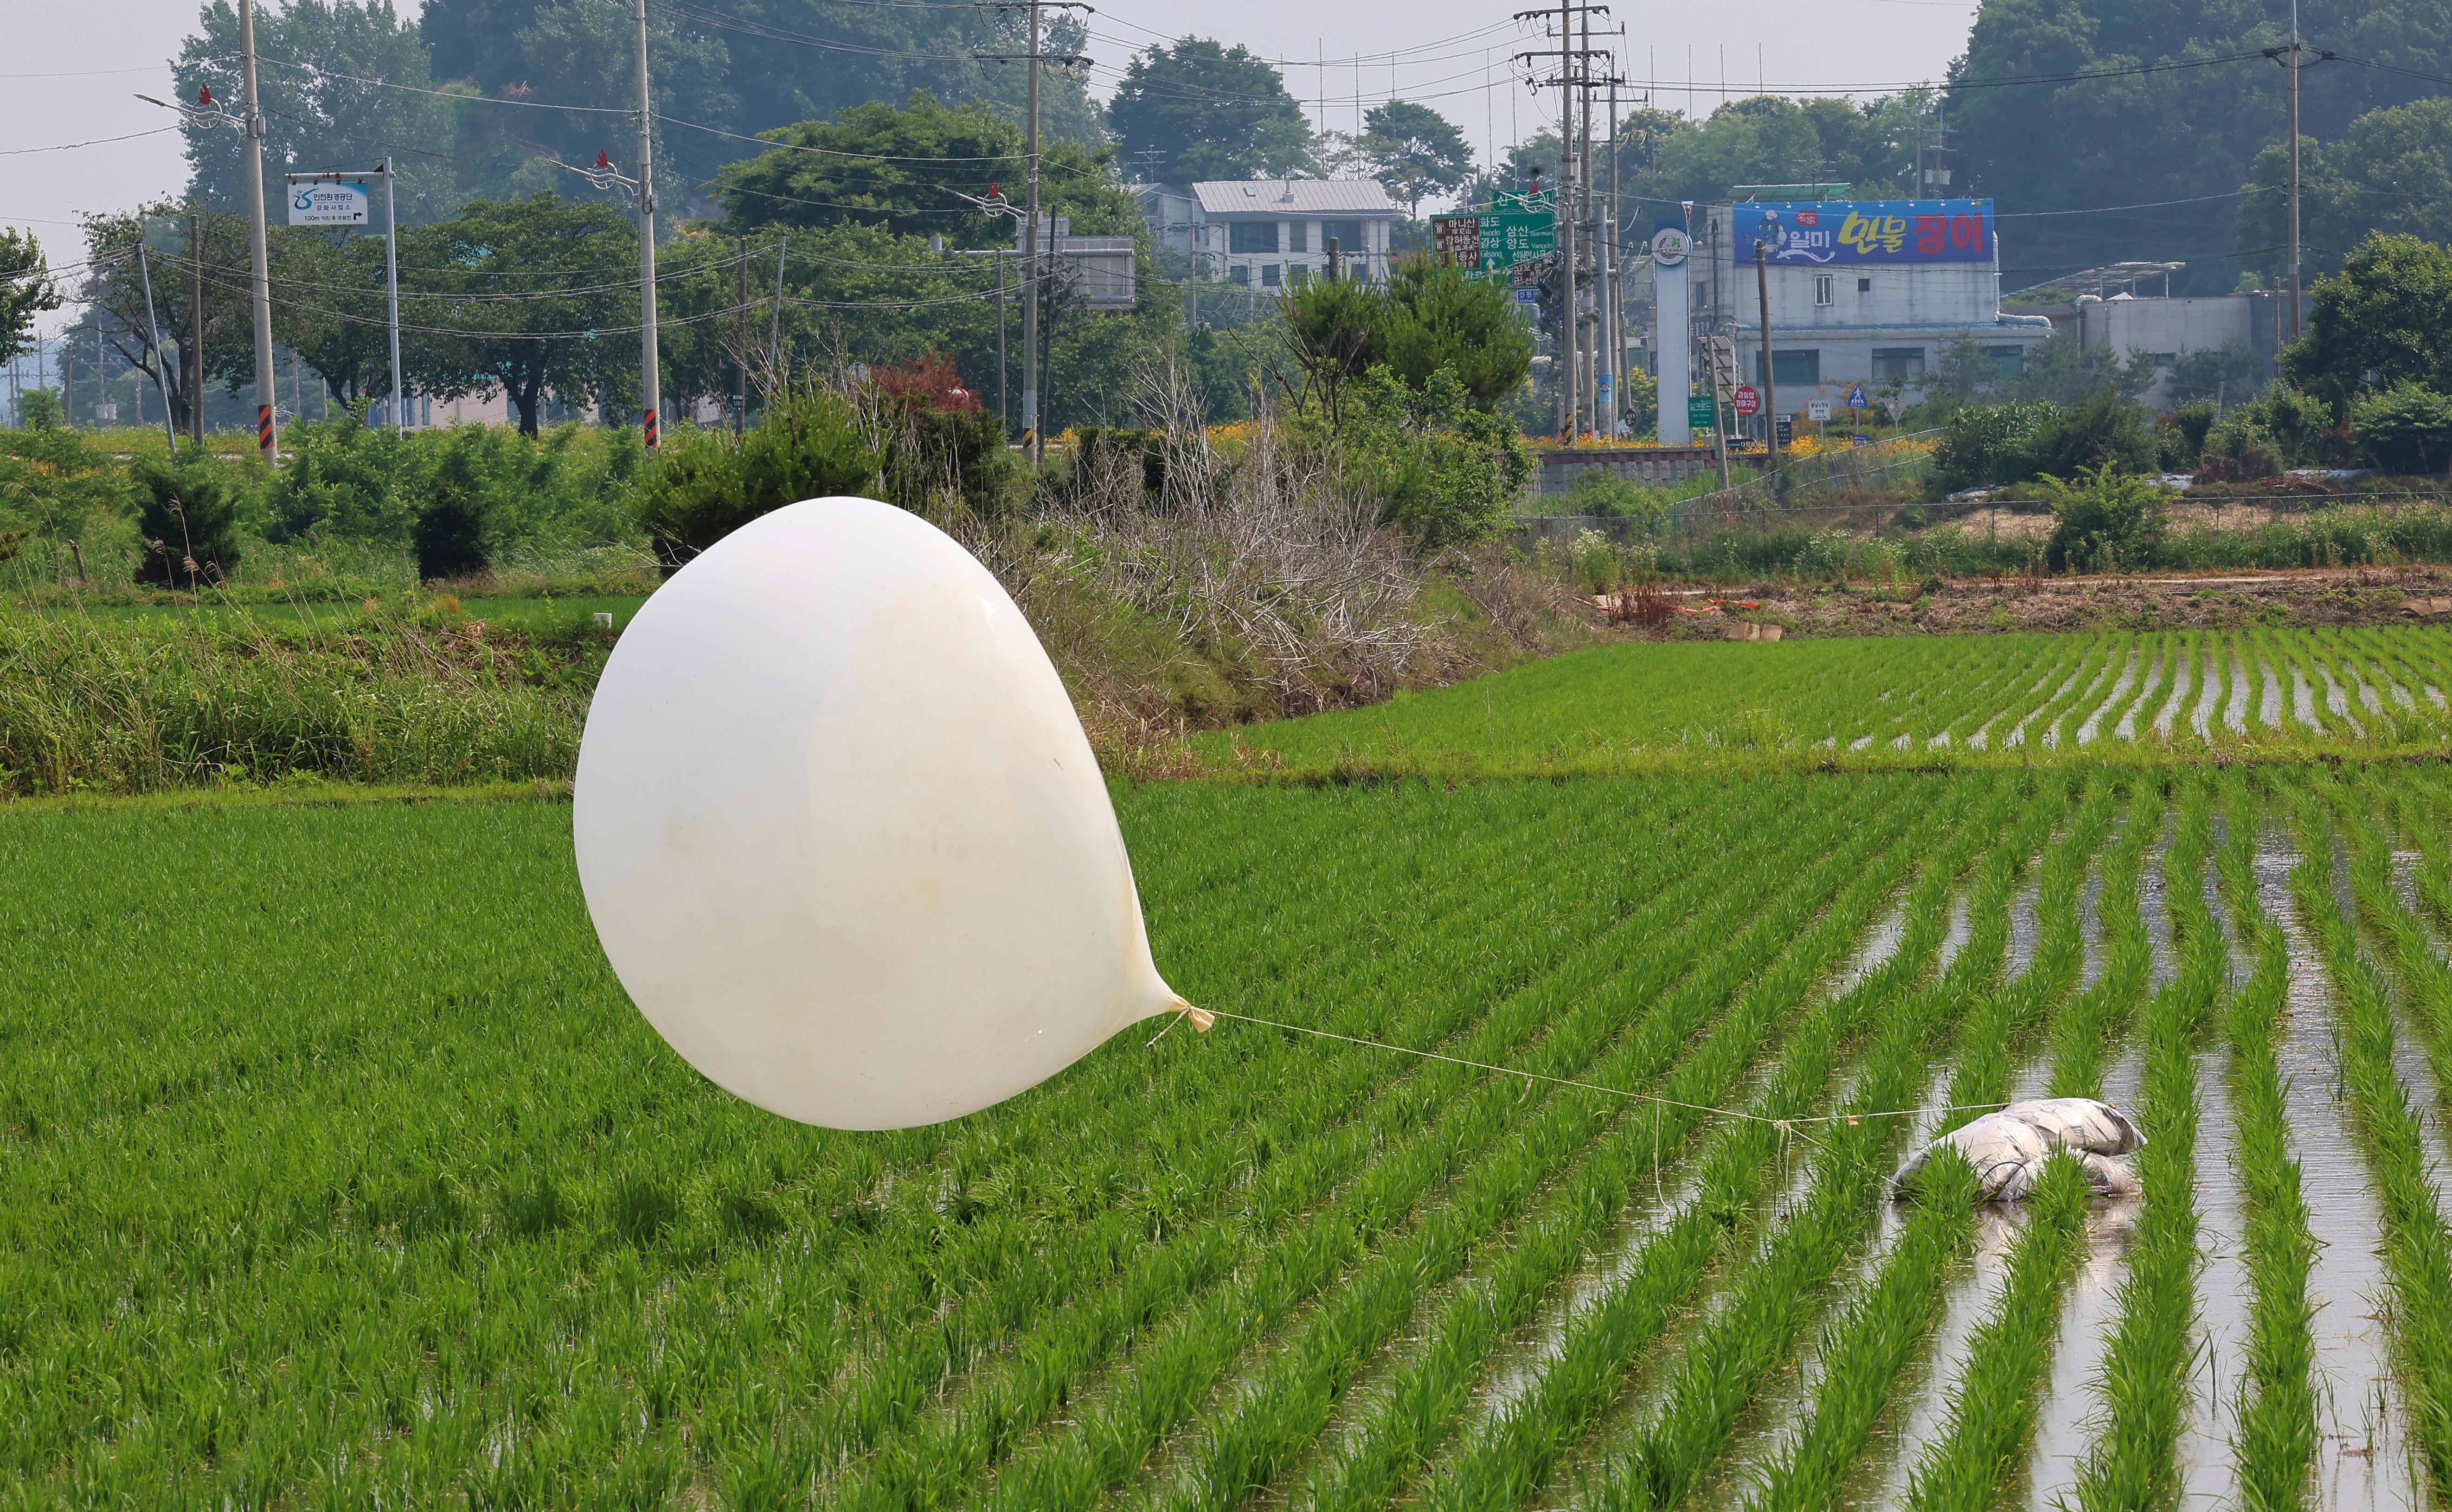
573, 497, 1194, 1130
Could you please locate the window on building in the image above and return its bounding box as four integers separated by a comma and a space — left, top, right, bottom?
1286, 221, 1309, 253
1983, 345, 2023, 377
1287, 263, 1309, 287
1228, 222, 1277, 254
1856, 276, 1872, 293
1321, 219, 1366, 256
1757, 349, 1821, 386
2149, 352, 2178, 370
1261, 262, 1281, 288
1814, 274, 1834, 306
1872, 346, 1925, 380
1231, 263, 1252, 287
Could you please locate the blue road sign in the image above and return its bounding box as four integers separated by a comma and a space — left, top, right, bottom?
1845, 384, 1869, 408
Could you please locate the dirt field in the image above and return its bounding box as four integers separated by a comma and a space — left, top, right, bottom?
1608, 564, 2452, 640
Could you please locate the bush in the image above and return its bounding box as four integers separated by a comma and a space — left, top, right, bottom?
2160, 401, 2216, 470
628, 385, 879, 567
1338, 364, 1531, 550
130, 448, 244, 586
415, 442, 492, 581
2195, 419, 2285, 482
1929, 400, 2060, 492
2350, 383, 2452, 474
2025, 388, 2159, 480
1563, 468, 1672, 533
872, 359, 1020, 519
2038, 462, 2171, 573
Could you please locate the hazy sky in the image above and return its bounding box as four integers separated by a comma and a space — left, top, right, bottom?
5, 0, 1978, 333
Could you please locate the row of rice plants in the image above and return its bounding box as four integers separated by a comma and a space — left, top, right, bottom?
2208, 780, 2323, 1512
820, 780, 1897, 1512
2068, 783, 2222, 1510
2281, 781, 2452, 1492
1896, 784, 2153, 1512
743, 782, 1770, 1501
1278, 791, 2022, 1512
972, 782, 1955, 1512
1742, 782, 2098, 1512
0, 782, 1722, 1501
1581, 789, 2054, 1512
1962, 638, 2092, 750
1402, 782, 2021, 1512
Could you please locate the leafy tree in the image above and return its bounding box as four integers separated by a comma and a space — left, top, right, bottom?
267, 227, 401, 405
1929, 399, 2060, 490
2003, 329, 2154, 405
0, 229, 59, 365
2161, 340, 2266, 407
1946, 0, 2452, 291
2285, 232, 2452, 402
2241, 97, 2452, 283
177, 1, 462, 219
131, 448, 244, 586
1374, 261, 1534, 410
1106, 38, 1316, 184
1361, 102, 1475, 216
2038, 462, 2170, 573
1279, 275, 1380, 430
415, 435, 494, 580
2026, 387, 2161, 479
2349, 383, 2452, 474
74, 205, 254, 437
402, 192, 635, 436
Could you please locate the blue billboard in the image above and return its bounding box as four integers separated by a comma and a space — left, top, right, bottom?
1730, 200, 1994, 265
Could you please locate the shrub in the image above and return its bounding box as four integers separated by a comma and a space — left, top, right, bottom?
870, 357, 1020, 520
130, 448, 244, 586
2350, 383, 2452, 474
2038, 462, 2171, 573
2195, 420, 2285, 482
628, 384, 879, 567
1929, 400, 2060, 492
1563, 468, 1671, 533
2025, 388, 2158, 480
2160, 400, 2216, 469
415, 443, 491, 581
1338, 364, 1532, 550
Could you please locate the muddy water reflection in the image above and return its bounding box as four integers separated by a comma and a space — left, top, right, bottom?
2251, 848, 2422, 1511
1855, 1204, 2030, 1510
2183, 1049, 2249, 1512
2022, 1193, 2144, 1512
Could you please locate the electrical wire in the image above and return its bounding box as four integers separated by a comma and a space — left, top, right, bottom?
0, 126, 182, 156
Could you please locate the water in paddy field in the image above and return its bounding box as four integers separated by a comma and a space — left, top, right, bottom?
2006, 662, 2088, 749
2020, 1191, 2144, 1512
2042, 656, 2118, 751
2314, 660, 2365, 737
1854, 1203, 2032, 1511
2227, 647, 2255, 734
1833, 894, 1913, 997
2290, 664, 2328, 734
2075, 648, 2140, 746
2182, 1050, 2251, 1512
2076, 855, 2110, 994
2251, 847, 2423, 1511
2115, 646, 2166, 742
2143, 839, 2178, 991
2190, 646, 2224, 740
1938, 891, 1975, 975
2005, 861, 2045, 980
2259, 656, 2287, 730
2152, 648, 2194, 739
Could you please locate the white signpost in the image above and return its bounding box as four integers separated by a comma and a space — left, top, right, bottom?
1808, 399, 1831, 421
285, 178, 370, 226
1651, 225, 1692, 445
285, 164, 402, 434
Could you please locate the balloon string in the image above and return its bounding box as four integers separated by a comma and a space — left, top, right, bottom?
1177, 1006, 2013, 1130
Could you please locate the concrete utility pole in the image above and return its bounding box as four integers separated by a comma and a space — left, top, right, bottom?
634, 0, 661, 447
384, 160, 403, 435
734, 235, 749, 433
189, 211, 205, 447
1754, 237, 1779, 477
133, 237, 177, 449
2287, 19, 2302, 341
1022, 0, 1042, 458
238, 0, 277, 461
1516, 6, 1608, 438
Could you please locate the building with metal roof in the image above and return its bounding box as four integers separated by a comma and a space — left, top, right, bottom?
1134, 179, 1400, 294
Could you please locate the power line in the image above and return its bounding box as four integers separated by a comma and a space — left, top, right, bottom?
0, 126, 181, 156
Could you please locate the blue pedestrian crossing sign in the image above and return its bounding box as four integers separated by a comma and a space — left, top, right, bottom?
1845, 384, 1869, 408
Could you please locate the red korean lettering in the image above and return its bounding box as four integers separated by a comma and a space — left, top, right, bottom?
1913, 214, 1947, 254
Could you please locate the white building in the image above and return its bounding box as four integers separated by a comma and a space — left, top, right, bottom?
1696, 199, 2055, 416
2032, 285, 2306, 405
1134, 180, 1398, 293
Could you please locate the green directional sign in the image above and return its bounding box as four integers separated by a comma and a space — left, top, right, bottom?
1688, 394, 1718, 430
1430, 210, 1557, 280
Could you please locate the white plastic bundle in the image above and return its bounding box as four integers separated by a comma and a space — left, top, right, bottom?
1891, 1097, 2145, 1201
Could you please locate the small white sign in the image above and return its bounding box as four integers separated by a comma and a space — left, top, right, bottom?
287, 178, 370, 227
1808, 400, 1831, 422
95, 402, 119, 421
1650, 227, 1690, 267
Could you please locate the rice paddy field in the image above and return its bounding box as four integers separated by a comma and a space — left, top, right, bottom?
7, 630, 2452, 1509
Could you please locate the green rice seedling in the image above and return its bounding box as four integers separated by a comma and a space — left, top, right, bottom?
1395, 786, 2021, 1512
2044, 784, 2163, 1099
2208, 777, 2322, 1512
975, 785, 1965, 1512
1895, 1152, 2099, 1512
2067, 783, 2221, 1512
2282, 782, 2452, 1493
822, 784, 1913, 1512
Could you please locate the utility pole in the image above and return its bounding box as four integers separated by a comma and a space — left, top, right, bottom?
134, 236, 177, 450
768, 234, 787, 395
384, 160, 402, 436
1515, 6, 1608, 439
634, 0, 661, 447
237, 0, 277, 461
997, 249, 1008, 434
1754, 237, 1780, 477
1024, 0, 1041, 457
189, 211, 204, 447
2287, 19, 2302, 341
734, 235, 749, 433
